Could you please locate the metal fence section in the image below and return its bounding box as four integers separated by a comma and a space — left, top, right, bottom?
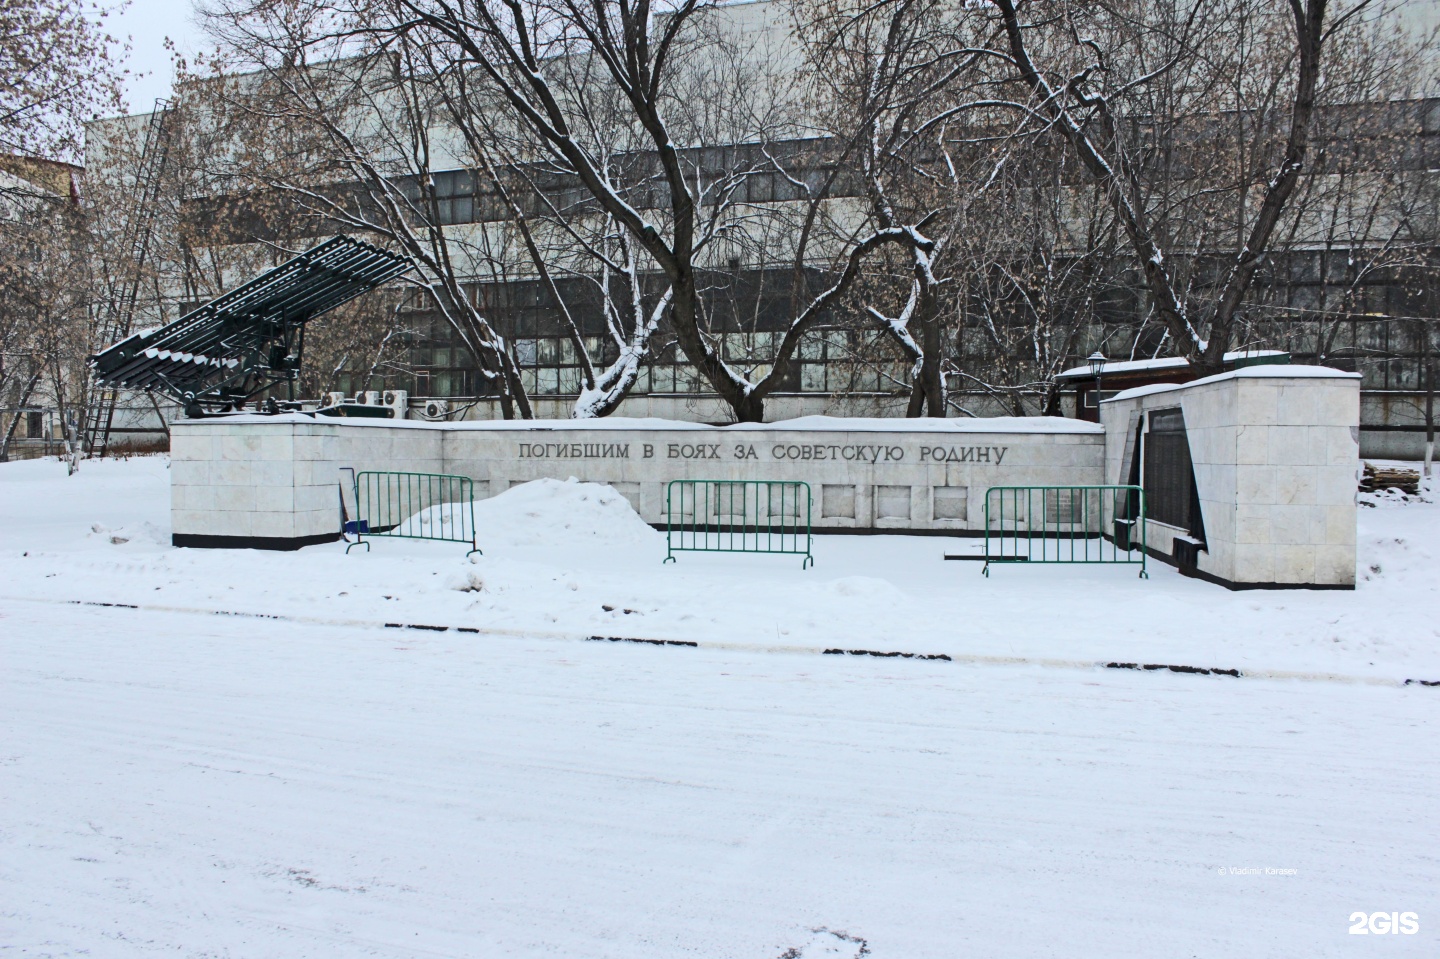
983, 485, 1148, 578
664, 480, 813, 568
345, 470, 481, 555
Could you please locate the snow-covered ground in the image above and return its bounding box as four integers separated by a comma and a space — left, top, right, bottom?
2, 455, 1438, 956
1, 455, 1437, 681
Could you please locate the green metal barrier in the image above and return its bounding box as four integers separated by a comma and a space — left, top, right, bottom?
983, 485, 1147, 578
345, 470, 481, 556
664, 479, 813, 568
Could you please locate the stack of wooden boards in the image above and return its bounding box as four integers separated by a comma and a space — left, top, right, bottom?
1360, 462, 1422, 495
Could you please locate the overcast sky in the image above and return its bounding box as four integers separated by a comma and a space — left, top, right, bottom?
102, 0, 1437, 119
108, 0, 212, 116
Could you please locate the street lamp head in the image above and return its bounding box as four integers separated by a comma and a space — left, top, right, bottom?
1087, 351, 1107, 379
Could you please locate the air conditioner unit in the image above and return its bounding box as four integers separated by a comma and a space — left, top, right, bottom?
423, 399, 449, 419
318, 391, 344, 409
360, 390, 382, 406
382, 389, 408, 420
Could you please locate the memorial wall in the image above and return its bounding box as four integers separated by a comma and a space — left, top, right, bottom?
168, 415, 1105, 547
169, 369, 1361, 588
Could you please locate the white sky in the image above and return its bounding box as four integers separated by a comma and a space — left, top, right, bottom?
100, 0, 1436, 119
107, 0, 213, 117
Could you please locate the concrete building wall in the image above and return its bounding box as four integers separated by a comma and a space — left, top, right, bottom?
1358, 391, 1437, 459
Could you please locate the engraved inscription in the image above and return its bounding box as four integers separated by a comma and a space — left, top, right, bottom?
518, 442, 631, 459
919, 446, 1008, 464
770, 444, 904, 462
513, 440, 1012, 464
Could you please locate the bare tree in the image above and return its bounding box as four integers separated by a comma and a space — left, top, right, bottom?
1, 0, 127, 466
166, 31, 538, 418
801, 0, 1128, 417
796, 0, 965, 416
81, 69, 416, 433
0, 160, 89, 466
987, 0, 1382, 376
424, 44, 675, 417
360, 0, 932, 421
194, 0, 695, 419
0, 0, 126, 163
955, 153, 1128, 416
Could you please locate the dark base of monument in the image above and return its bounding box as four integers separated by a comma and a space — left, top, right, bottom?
1137, 542, 1355, 591
172, 531, 341, 551
1170, 558, 1355, 591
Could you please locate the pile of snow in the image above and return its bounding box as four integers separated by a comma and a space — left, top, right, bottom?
397, 477, 660, 560
475, 477, 661, 554
419, 478, 663, 592
816, 575, 909, 604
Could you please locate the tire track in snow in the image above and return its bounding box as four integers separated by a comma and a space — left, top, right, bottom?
0, 593, 1434, 689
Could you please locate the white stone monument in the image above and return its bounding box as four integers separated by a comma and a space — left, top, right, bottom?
168, 415, 1105, 547
1101, 367, 1360, 588
168, 369, 1361, 589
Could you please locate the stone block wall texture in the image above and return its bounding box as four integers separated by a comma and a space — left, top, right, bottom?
1100, 368, 1360, 588
170, 420, 443, 544
170, 416, 1106, 543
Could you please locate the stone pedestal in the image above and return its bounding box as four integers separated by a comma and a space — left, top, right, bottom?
1101, 367, 1360, 588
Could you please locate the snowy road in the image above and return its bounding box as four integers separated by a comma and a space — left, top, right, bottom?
3, 599, 1436, 957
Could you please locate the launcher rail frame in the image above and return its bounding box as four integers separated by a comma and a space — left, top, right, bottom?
90, 236, 410, 417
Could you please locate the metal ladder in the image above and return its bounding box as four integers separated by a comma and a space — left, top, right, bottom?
83, 99, 171, 458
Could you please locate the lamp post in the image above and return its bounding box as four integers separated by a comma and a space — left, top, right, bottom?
1087, 351, 1107, 422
